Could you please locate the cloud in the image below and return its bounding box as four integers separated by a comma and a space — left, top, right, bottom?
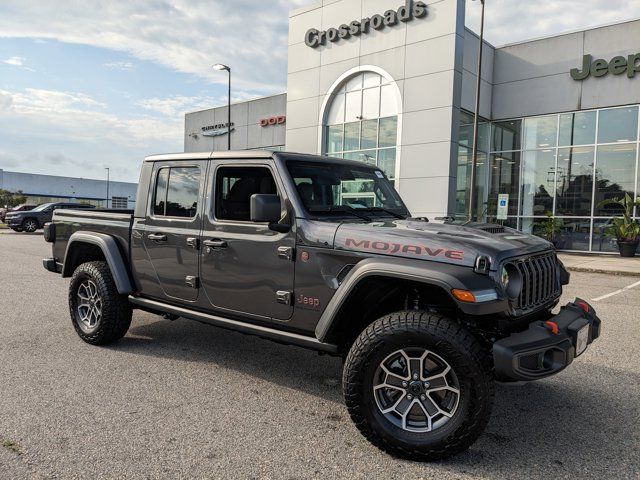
137, 95, 216, 117
3, 55, 35, 71
3, 56, 24, 66
465, 0, 640, 46
103, 61, 135, 70
0, 0, 309, 94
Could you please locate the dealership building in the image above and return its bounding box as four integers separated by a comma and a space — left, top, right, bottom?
0, 169, 137, 208
185, 0, 640, 253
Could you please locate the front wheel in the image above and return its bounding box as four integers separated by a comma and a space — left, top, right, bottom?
343, 311, 494, 461
21, 218, 38, 232
69, 261, 132, 345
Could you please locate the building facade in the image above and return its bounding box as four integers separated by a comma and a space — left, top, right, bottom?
185, 0, 640, 252
0, 169, 137, 208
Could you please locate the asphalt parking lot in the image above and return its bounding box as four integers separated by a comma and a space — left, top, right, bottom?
0, 231, 638, 479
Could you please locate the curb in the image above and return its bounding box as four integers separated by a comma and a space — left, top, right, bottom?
565, 266, 640, 278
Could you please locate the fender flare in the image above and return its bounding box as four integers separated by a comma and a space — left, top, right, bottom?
62, 231, 134, 294
314, 257, 495, 342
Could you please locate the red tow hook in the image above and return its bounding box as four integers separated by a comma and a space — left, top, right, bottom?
545, 321, 559, 335
576, 300, 590, 313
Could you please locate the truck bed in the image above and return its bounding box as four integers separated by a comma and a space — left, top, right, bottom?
51, 209, 134, 265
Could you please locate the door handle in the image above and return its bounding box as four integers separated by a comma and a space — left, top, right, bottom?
203, 239, 228, 249
147, 233, 167, 242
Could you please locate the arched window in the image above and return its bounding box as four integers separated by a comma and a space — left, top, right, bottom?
324, 72, 399, 179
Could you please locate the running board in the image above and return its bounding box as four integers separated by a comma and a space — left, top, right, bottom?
128, 295, 339, 354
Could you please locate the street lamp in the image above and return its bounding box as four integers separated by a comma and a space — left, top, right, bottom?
467, 0, 485, 222
212, 63, 232, 151
105, 167, 110, 209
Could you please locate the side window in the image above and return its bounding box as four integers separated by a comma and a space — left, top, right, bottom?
153, 166, 200, 218
215, 166, 277, 221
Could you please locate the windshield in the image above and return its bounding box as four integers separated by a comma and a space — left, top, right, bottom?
32, 203, 54, 212
286, 160, 410, 220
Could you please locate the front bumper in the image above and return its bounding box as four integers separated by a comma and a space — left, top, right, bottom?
5, 217, 22, 227
493, 298, 601, 382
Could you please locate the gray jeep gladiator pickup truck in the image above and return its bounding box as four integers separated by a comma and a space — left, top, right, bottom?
43, 151, 601, 461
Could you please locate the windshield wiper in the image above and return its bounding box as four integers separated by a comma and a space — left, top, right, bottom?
308, 205, 372, 221
363, 207, 407, 220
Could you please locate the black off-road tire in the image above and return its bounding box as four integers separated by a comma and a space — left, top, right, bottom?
343, 311, 494, 461
69, 261, 132, 345
21, 218, 38, 233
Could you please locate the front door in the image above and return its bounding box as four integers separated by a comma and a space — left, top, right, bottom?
141, 161, 205, 303
200, 162, 295, 321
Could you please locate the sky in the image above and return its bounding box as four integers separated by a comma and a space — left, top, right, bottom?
1, 0, 639, 183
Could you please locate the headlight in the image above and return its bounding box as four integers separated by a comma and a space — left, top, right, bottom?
501, 266, 510, 288
501, 263, 523, 299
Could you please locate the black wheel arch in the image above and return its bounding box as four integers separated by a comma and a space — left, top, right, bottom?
62, 232, 134, 294
315, 257, 503, 350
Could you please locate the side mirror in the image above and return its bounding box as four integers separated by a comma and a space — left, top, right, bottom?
250, 194, 282, 223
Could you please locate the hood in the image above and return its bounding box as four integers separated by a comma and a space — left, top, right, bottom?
334, 219, 553, 270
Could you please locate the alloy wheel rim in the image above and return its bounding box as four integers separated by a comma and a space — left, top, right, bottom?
372, 347, 460, 433
76, 279, 102, 331
25, 220, 37, 231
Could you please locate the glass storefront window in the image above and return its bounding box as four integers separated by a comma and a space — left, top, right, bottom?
488, 151, 520, 217
491, 120, 521, 152
459, 104, 640, 252
379, 117, 397, 148
520, 149, 556, 216
523, 115, 558, 149
593, 143, 637, 216
326, 125, 343, 153
361, 120, 377, 150
456, 147, 486, 218
559, 111, 596, 146
344, 122, 360, 151
377, 148, 396, 178
592, 219, 620, 253
555, 147, 594, 216
597, 107, 639, 143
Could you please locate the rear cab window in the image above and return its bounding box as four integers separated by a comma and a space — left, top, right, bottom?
152, 166, 200, 218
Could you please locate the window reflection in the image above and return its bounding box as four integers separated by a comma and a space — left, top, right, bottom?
555, 147, 594, 216
491, 120, 521, 152
521, 149, 556, 216
594, 143, 637, 216
597, 107, 639, 144
488, 152, 520, 217
559, 112, 596, 146
523, 116, 558, 149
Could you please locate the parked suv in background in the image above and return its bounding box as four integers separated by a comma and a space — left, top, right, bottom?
0, 204, 36, 223
6, 202, 95, 232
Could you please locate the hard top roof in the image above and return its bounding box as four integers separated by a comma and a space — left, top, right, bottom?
143, 151, 381, 170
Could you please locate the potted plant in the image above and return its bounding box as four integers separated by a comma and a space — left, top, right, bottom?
597, 194, 640, 257
536, 211, 565, 248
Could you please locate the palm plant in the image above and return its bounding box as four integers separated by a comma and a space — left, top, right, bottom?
597, 193, 640, 242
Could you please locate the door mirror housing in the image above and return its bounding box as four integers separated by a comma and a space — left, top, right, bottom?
250, 194, 282, 223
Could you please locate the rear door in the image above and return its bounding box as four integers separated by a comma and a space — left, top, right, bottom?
141, 161, 206, 303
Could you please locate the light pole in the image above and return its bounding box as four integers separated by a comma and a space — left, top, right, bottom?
105, 167, 110, 208
467, 0, 485, 222
212, 63, 232, 151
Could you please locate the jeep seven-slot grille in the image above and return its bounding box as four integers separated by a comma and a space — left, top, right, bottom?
513, 252, 560, 312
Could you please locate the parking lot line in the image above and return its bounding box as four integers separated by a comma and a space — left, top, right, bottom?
591, 279, 640, 302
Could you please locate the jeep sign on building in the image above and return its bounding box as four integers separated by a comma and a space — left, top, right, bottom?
184, 0, 640, 253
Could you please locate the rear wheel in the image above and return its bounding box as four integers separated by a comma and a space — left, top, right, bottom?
21, 218, 38, 232
69, 261, 132, 345
343, 311, 494, 461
